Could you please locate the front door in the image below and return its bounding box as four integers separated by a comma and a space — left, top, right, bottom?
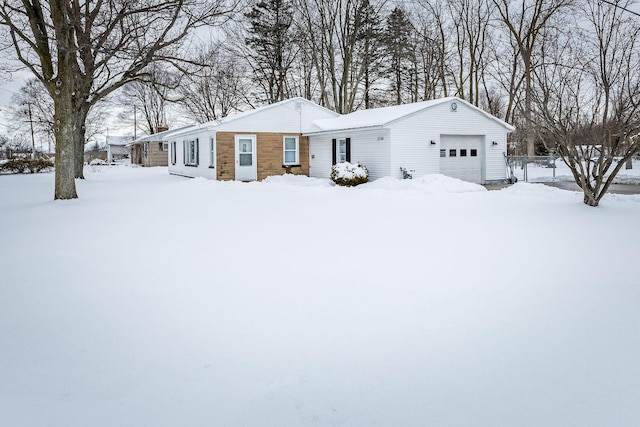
235, 135, 257, 181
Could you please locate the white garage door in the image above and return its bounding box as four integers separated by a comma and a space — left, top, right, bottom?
440, 135, 483, 183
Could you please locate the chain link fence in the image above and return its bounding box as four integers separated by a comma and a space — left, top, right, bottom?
506, 155, 559, 182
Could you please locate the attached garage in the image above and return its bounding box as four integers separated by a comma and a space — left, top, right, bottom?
306, 97, 514, 184
439, 135, 483, 183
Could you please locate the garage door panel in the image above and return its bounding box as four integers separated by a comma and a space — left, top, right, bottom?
440, 135, 483, 183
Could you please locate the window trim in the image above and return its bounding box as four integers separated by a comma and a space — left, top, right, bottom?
171, 141, 176, 165
184, 138, 199, 167
283, 135, 299, 165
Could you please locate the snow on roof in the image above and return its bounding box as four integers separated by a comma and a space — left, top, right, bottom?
106, 135, 133, 146
307, 97, 514, 134
210, 97, 336, 128
162, 97, 338, 138
131, 125, 196, 144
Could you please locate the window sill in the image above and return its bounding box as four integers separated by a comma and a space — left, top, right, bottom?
282, 164, 301, 168
208, 166, 215, 169
185, 164, 198, 167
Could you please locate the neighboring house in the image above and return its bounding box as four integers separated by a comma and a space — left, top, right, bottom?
166, 98, 339, 181
305, 97, 515, 184
129, 126, 173, 167
106, 136, 131, 163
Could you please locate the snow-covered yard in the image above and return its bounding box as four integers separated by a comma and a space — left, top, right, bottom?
514, 157, 640, 184
1, 166, 639, 426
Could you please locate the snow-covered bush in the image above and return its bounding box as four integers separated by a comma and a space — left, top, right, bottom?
0, 158, 54, 174
89, 158, 107, 166
330, 161, 369, 186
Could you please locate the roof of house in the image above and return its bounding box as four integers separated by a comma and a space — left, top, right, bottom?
106, 135, 133, 146
201, 97, 337, 129
145, 97, 339, 140
130, 125, 194, 145
306, 97, 515, 134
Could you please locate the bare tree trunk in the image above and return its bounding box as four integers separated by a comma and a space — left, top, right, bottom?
53, 93, 78, 200
74, 106, 88, 179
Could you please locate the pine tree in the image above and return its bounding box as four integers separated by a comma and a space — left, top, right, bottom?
383, 7, 415, 105
356, 0, 384, 109
245, 0, 296, 104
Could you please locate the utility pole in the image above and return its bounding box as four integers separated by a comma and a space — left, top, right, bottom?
133, 104, 137, 140
24, 102, 36, 159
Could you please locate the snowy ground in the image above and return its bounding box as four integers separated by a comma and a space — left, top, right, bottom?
514, 157, 640, 184
1, 166, 639, 427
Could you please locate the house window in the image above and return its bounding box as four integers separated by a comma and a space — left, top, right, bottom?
283, 136, 299, 165
184, 139, 199, 166
449, 149, 456, 157
171, 141, 176, 165
338, 138, 347, 162
209, 136, 215, 168
332, 138, 351, 165
470, 149, 478, 157
440, 149, 446, 158
143, 142, 148, 158
460, 149, 467, 157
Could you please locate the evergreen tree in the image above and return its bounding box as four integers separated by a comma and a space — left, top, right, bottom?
356, 0, 385, 108
383, 7, 415, 105
245, 0, 296, 104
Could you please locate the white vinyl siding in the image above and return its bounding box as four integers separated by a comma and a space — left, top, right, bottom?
388, 101, 508, 182
309, 129, 390, 180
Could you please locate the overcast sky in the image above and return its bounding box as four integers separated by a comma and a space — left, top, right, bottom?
2, 1, 640, 138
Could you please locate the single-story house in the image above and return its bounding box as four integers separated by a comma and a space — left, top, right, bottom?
106, 136, 131, 163
305, 97, 515, 184
166, 98, 339, 180
129, 125, 175, 167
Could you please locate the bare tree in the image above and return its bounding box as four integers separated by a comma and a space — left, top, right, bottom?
118, 65, 179, 136
532, 0, 640, 206
9, 78, 105, 155
410, 1, 450, 99
446, 0, 493, 106
177, 41, 248, 123
0, 1, 237, 199
491, 0, 575, 156
294, 0, 388, 113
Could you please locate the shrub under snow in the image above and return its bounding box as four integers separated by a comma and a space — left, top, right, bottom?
0, 158, 54, 174
330, 161, 369, 186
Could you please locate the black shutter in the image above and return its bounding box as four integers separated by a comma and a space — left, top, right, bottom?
346, 138, 351, 163
332, 139, 336, 165
196, 138, 199, 166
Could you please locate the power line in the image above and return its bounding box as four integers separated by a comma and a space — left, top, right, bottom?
599, 0, 640, 18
